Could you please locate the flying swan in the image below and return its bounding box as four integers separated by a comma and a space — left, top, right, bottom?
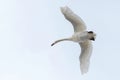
51, 6, 96, 74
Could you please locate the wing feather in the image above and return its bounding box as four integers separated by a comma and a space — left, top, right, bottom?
61, 6, 86, 32
79, 41, 92, 74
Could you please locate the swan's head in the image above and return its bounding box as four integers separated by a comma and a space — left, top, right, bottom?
87, 31, 96, 41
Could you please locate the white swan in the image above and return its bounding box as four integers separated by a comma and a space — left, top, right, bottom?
51, 6, 96, 74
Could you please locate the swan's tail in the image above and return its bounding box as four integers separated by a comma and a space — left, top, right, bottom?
51, 38, 71, 46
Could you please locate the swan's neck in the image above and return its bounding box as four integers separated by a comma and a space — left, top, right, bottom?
51, 37, 72, 46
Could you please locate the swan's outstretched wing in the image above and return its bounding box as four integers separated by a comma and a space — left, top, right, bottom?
61, 6, 86, 32
79, 41, 92, 74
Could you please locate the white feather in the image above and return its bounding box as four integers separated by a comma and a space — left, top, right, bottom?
60, 6, 86, 32
52, 6, 96, 75
79, 41, 92, 74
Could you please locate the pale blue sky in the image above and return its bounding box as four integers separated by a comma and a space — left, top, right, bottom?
0, 0, 120, 80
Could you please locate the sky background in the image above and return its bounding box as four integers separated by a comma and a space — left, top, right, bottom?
0, 0, 120, 80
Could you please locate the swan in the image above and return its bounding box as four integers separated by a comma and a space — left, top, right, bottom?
51, 6, 96, 74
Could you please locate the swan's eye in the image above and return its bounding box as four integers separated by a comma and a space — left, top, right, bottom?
88, 31, 93, 34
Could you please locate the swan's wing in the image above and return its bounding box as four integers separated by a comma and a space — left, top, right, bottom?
61, 6, 86, 33
79, 41, 92, 74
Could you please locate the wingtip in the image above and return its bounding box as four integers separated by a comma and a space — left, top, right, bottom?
80, 68, 88, 75
60, 6, 69, 13
80, 62, 89, 75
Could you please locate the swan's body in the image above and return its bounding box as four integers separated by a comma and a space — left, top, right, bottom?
51, 6, 96, 74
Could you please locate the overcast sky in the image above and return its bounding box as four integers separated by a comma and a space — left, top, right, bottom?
0, 0, 120, 80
